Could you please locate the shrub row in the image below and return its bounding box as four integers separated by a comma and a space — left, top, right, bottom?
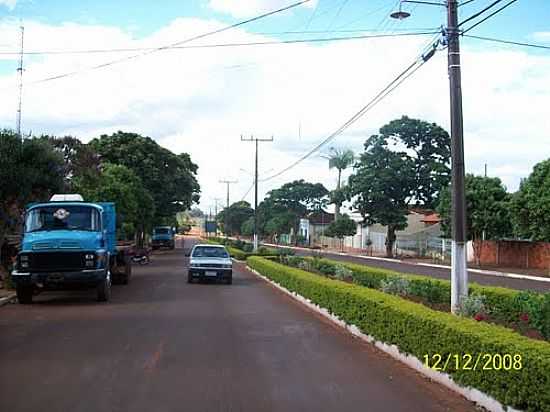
292, 256, 548, 337
248, 256, 550, 412
203, 237, 284, 261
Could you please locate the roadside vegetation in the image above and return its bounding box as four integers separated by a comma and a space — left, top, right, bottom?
273, 254, 550, 342
248, 256, 550, 412
205, 236, 291, 261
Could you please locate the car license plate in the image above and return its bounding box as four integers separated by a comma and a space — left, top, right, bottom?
48, 273, 64, 282
205, 271, 217, 277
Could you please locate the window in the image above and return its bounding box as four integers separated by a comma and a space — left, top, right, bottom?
192, 247, 229, 258
25, 206, 101, 232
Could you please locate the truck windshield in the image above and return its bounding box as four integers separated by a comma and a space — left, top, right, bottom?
25, 206, 101, 232
154, 228, 171, 234
192, 247, 229, 258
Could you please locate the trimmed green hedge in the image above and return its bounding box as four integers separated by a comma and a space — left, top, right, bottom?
203, 238, 279, 261
248, 256, 550, 412
302, 257, 543, 327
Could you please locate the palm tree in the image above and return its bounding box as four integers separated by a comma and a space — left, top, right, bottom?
324, 147, 354, 219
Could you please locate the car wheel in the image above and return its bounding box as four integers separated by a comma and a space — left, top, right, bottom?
16, 285, 33, 304
226, 276, 232, 285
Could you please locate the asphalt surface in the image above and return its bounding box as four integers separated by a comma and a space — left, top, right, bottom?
0, 236, 477, 412
270, 245, 550, 292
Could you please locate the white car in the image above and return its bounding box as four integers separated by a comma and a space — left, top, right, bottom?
188, 244, 233, 284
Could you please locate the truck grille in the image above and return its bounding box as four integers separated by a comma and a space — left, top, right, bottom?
28, 252, 86, 272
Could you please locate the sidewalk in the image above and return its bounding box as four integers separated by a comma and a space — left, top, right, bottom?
264, 242, 550, 284
0, 288, 16, 306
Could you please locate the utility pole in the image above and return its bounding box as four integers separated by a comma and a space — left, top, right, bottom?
241, 135, 273, 251
447, 0, 468, 313
219, 180, 237, 238
16, 24, 24, 139
390, 0, 468, 312
213, 197, 222, 236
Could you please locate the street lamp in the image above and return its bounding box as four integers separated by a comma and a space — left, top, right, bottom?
391, 0, 468, 313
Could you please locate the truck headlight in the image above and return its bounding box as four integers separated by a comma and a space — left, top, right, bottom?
19, 255, 29, 269
223, 264, 232, 269
85, 253, 95, 268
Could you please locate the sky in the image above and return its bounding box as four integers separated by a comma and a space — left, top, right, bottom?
0, 0, 549, 214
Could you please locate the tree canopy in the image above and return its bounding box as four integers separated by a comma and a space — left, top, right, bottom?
75, 163, 155, 240
511, 159, 550, 241
349, 135, 415, 257
324, 214, 357, 239
378, 116, 451, 208
324, 147, 354, 219
216, 201, 254, 236
0, 131, 64, 259
90, 131, 200, 222
437, 174, 513, 241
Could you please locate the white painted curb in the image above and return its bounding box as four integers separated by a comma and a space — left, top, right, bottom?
247, 265, 522, 412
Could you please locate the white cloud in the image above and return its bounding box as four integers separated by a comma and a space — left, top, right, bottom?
208, 0, 317, 18
0, 0, 16, 10
532, 31, 550, 42
0, 17, 548, 212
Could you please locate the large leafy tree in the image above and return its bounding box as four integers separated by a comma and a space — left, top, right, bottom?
379, 116, 451, 208
349, 135, 415, 257
90, 132, 200, 223
216, 201, 254, 236
1, 131, 64, 268
41, 135, 101, 191
437, 174, 513, 242
74, 163, 155, 241
511, 159, 550, 241
258, 180, 329, 242
323, 147, 354, 219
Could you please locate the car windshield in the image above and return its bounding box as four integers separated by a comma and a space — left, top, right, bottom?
25, 206, 101, 232
192, 246, 229, 258
154, 228, 170, 234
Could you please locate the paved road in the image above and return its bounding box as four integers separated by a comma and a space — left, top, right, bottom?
269, 245, 550, 292
0, 237, 476, 412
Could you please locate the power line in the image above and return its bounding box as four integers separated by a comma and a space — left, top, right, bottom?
0, 31, 437, 56
8, 0, 310, 85
260, 39, 440, 183
240, 181, 255, 202
257, 27, 439, 35
461, 0, 518, 34
458, 0, 505, 28
463, 34, 550, 51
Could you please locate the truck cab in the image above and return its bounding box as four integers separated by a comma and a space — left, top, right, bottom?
151, 226, 175, 250
11, 194, 131, 303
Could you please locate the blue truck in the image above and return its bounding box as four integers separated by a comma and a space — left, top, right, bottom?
151, 226, 175, 250
11, 194, 132, 303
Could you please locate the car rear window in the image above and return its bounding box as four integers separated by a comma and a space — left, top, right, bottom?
192, 246, 229, 258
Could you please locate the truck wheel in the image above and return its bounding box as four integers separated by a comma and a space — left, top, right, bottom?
187, 273, 193, 283
121, 257, 132, 285
16, 286, 33, 304
226, 275, 233, 285
97, 272, 111, 302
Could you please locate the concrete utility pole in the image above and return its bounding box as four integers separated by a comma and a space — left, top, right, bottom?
218, 181, 237, 237
447, 0, 468, 313
16, 25, 24, 139
241, 135, 273, 251
391, 0, 468, 312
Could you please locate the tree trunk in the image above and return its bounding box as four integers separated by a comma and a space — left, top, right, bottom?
335, 169, 342, 220
385, 225, 396, 258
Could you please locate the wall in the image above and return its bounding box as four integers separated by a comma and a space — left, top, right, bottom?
475, 240, 550, 270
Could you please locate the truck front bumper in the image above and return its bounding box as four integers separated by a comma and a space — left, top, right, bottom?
11, 269, 107, 290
